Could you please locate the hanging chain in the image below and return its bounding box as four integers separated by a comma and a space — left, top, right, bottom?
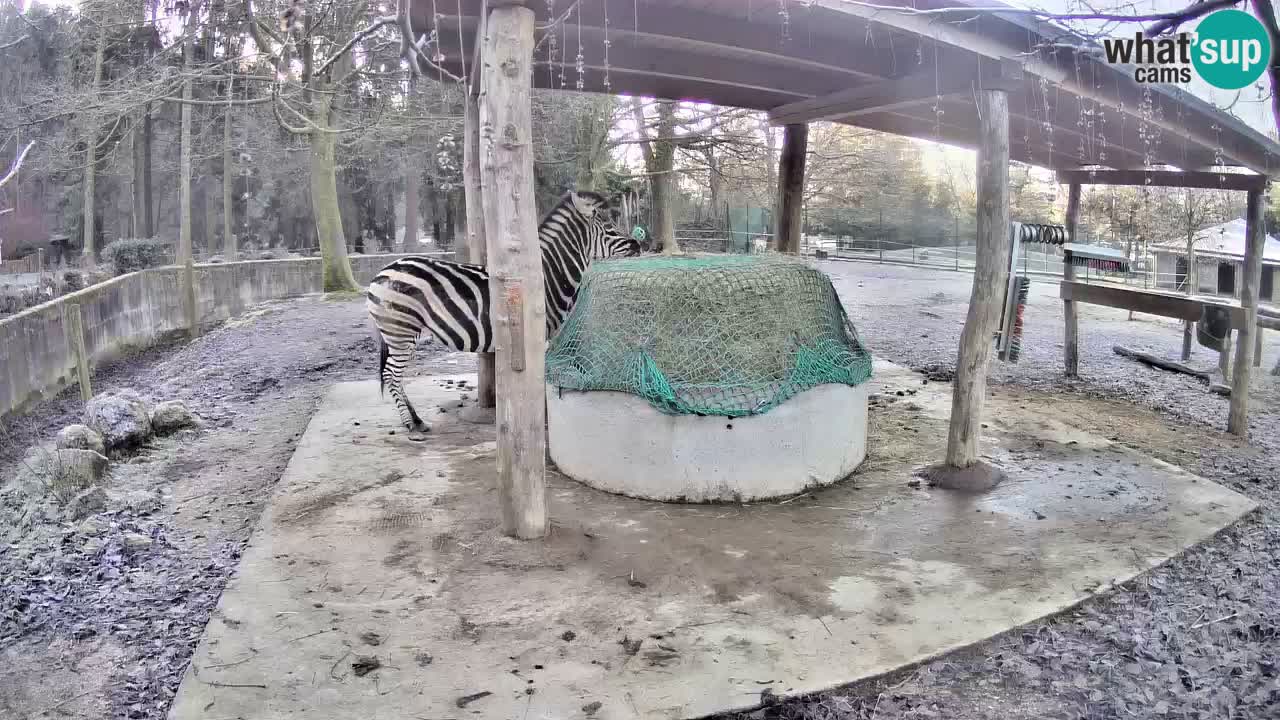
546, 0, 558, 89
603, 0, 611, 92
575, 2, 585, 90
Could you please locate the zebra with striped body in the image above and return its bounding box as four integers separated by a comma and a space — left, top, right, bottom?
366, 190, 641, 432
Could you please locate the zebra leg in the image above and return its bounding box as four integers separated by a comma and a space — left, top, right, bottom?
381, 339, 429, 433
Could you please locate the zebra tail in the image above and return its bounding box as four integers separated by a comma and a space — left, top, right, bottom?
378, 337, 389, 398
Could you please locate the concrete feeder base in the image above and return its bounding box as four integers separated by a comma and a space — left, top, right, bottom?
546, 383, 869, 502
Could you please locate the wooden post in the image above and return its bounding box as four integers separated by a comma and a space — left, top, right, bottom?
65, 303, 92, 404
1228, 187, 1266, 435
36, 247, 44, 283
1063, 182, 1081, 377
942, 64, 1018, 475
1219, 329, 1232, 381
775, 123, 808, 254
465, 84, 496, 409
1255, 329, 1264, 367
480, 2, 546, 539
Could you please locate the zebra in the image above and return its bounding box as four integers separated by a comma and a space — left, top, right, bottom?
366, 190, 642, 432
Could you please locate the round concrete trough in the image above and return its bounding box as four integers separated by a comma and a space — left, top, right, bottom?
546, 383, 869, 503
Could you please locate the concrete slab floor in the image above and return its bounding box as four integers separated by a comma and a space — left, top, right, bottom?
168, 360, 1257, 720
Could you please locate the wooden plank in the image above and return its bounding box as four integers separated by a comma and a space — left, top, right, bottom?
1059, 281, 1247, 326
480, 3, 547, 539
64, 303, 93, 404
775, 123, 807, 253
1063, 183, 1081, 377
945, 86, 1010, 469
1056, 169, 1268, 192
464, 85, 495, 410
1113, 345, 1209, 381
1228, 189, 1266, 435
768, 69, 967, 126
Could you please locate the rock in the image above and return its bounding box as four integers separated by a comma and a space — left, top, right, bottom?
112, 489, 161, 514
15, 446, 110, 501
207, 255, 225, 264
86, 391, 153, 450
77, 517, 109, 535
123, 532, 153, 549
151, 400, 198, 434
82, 537, 106, 554
56, 424, 106, 455
63, 486, 108, 520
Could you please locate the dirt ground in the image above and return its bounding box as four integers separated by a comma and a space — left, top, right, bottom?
1, 261, 1277, 720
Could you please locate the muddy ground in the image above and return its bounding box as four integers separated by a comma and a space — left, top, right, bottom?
0, 261, 1277, 720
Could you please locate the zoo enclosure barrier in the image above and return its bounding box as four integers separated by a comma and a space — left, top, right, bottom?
0, 253, 438, 419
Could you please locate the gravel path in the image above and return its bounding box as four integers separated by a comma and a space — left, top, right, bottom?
1, 262, 1276, 720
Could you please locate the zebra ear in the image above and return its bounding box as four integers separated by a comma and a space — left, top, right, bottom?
569, 191, 594, 217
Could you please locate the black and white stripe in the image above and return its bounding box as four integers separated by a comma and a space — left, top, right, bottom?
366, 190, 641, 431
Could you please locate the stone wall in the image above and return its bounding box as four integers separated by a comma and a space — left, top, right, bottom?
1, 254, 414, 418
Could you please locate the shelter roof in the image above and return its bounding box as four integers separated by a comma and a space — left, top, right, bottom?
412, 0, 1280, 177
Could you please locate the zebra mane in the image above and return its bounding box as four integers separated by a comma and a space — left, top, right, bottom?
540, 190, 612, 226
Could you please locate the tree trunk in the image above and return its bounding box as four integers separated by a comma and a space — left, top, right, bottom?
311, 128, 360, 292
762, 116, 777, 237
223, 95, 236, 259
631, 98, 680, 254
446, 191, 459, 260
403, 164, 421, 253
944, 87, 1011, 471
481, 4, 546, 539
131, 108, 151, 238
142, 108, 153, 237
178, 4, 198, 335
82, 21, 107, 265
775, 123, 808, 254
703, 147, 723, 220
652, 101, 679, 254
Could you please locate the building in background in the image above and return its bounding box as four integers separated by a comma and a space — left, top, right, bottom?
1151, 218, 1280, 305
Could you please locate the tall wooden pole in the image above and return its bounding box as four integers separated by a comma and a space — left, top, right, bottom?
465, 83, 496, 409
1228, 187, 1266, 435
942, 61, 1018, 475
1063, 182, 1081, 377
480, 2, 546, 539
775, 123, 808, 254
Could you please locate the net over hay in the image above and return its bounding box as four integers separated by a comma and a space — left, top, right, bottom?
546, 254, 872, 417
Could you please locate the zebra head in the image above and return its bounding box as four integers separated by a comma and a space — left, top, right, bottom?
568, 190, 642, 258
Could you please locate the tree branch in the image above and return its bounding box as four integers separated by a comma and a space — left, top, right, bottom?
0, 141, 34, 191
1251, 0, 1280, 134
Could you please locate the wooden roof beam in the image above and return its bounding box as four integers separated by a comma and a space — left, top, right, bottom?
768, 59, 1022, 126
1055, 169, 1269, 191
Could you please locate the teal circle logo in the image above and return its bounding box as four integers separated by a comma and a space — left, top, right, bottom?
1192, 9, 1272, 90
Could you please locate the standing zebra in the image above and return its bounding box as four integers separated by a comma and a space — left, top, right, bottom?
366, 190, 641, 432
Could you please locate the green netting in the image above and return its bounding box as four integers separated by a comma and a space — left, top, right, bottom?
545, 253, 873, 417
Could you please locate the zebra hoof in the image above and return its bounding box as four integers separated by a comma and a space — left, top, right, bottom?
408, 426, 431, 442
